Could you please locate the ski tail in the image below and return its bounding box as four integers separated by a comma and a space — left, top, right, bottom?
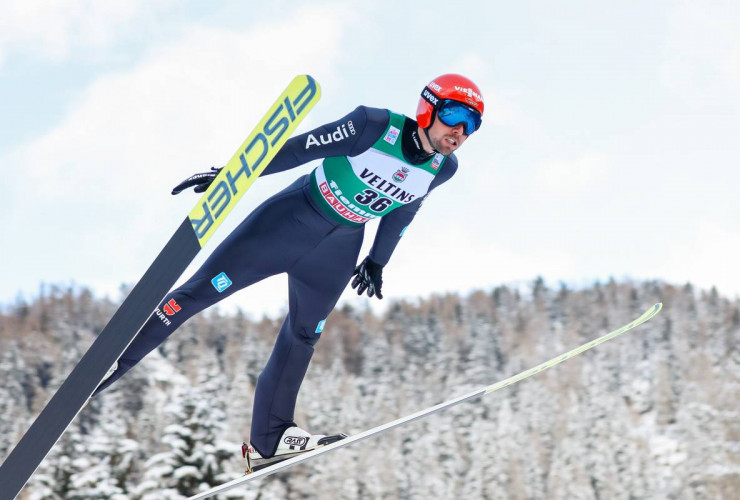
186, 303, 663, 500
0, 75, 322, 500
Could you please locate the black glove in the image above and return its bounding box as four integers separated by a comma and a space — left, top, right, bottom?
171, 166, 222, 195
351, 257, 384, 299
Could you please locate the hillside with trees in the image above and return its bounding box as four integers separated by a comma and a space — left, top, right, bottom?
1, 279, 737, 499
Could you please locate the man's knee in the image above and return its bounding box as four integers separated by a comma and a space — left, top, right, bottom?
293, 318, 327, 347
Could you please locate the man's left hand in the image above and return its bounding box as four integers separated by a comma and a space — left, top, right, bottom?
351, 257, 384, 299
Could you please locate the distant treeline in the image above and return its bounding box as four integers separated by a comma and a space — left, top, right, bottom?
1, 279, 737, 499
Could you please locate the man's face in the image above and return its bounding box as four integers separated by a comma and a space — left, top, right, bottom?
425, 117, 468, 156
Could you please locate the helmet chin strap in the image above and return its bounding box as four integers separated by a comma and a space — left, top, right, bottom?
422, 112, 440, 154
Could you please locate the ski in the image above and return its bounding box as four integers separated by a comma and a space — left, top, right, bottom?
187, 303, 663, 500
0, 75, 321, 500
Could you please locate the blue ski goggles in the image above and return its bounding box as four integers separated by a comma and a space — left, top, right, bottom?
436, 100, 482, 135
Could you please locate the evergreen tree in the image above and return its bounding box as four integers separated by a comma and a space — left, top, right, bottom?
0, 346, 28, 460
141, 358, 235, 499
3, 281, 738, 498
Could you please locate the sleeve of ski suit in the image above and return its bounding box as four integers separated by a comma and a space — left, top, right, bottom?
262, 105, 390, 175
368, 154, 458, 266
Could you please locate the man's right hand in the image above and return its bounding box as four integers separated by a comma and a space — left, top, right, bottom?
171, 166, 222, 195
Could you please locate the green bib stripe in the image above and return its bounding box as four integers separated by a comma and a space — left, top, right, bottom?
371, 113, 446, 174
309, 111, 446, 226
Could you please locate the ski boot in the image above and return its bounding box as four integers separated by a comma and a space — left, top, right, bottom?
243, 426, 347, 473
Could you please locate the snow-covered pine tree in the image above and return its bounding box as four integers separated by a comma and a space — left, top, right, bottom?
140, 355, 235, 499
0, 347, 28, 460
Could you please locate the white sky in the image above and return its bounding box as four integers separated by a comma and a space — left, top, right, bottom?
1, 0, 739, 319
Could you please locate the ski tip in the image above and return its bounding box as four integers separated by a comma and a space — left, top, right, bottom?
638, 303, 663, 324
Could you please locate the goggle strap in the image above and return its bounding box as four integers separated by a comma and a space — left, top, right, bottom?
420, 87, 441, 108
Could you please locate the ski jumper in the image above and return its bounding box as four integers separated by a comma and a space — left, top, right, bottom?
94, 106, 460, 457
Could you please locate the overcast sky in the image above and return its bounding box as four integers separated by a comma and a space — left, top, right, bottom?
1, 0, 739, 319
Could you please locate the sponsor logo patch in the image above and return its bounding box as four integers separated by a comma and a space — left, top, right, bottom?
162, 299, 181, 316
319, 181, 371, 223
212, 272, 233, 293
421, 88, 440, 106
431, 153, 444, 170
393, 166, 410, 183
284, 436, 308, 447
305, 122, 356, 149
358, 168, 415, 203
454, 86, 483, 102
411, 130, 422, 150
384, 126, 400, 145
315, 319, 326, 334
154, 308, 171, 326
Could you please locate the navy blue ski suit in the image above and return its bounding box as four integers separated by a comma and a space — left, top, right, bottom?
94, 105, 459, 458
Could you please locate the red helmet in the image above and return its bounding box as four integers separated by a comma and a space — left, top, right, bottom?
416, 74, 484, 132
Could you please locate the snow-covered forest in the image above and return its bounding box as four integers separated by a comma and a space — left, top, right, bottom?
1, 279, 737, 499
